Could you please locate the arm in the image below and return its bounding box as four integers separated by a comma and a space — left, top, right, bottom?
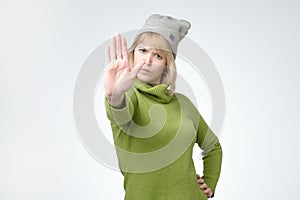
103, 33, 143, 125
103, 32, 143, 108
196, 113, 223, 197
104, 87, 136, 126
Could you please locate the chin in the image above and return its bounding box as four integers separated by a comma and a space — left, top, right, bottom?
137, 74, 149, 83
137, 73, 161, 85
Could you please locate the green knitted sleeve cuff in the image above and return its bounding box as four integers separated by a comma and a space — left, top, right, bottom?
104, 93, 135, 125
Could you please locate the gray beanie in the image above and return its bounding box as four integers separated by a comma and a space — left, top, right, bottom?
136, 14, 191, 57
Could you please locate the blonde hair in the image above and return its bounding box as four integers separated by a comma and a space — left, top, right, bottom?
128, 32, 177, 96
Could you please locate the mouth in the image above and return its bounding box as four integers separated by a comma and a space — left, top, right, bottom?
140, 68, 151, 73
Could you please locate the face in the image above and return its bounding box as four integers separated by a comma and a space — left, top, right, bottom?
133, 39, 167, 86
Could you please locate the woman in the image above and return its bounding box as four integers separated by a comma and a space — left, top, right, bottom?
103, 14, 222, 200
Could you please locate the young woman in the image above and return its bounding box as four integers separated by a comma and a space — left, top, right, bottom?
103, 14, 222, 200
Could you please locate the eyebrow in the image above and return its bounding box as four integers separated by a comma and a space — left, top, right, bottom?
136, 45, 162, 54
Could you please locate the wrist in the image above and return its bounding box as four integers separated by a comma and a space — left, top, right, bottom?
110, 91, 126, 108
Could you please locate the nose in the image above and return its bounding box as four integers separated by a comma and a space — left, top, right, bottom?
144, 53, 152, 64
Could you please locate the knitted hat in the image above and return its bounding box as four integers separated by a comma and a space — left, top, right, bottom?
136, 14, 191, 57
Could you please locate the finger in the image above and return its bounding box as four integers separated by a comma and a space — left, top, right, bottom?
203, 188, 212, 195
116, 32, 122, 59
122, 36, 128, 59
197, 177, 204, 183
200, 183, 208, 190
110, 34, 117, 60
121, 37, 130, 70
131, 64, 143, 77
106, 45, 111, 64
196, 174, 201, 179
208, 191, 214, 198
197, 178, 204, 184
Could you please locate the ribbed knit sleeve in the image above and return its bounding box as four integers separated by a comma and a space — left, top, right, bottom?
104, 88, 137, 126
196, 113, 222, 195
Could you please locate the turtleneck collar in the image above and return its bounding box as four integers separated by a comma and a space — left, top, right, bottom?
133, 78, 173, 103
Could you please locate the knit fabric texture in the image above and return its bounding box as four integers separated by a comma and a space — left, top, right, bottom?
104, 78, 222, 200
136, 14, 191, 56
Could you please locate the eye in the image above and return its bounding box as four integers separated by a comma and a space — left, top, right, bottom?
138, 48, 147, 53
155, 53, 163, 60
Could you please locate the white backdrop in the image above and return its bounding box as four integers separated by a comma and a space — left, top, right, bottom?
1, 0, 299, 199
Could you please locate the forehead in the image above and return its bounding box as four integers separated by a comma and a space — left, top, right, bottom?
136, 36, 170, 53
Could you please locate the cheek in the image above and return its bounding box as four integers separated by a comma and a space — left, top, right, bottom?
153, 65, 166, 76
133, 54, 142, 66
153, 60, 166, 73
132, 50, 137, 61
156, 60, 167, 70
159, 59, 167, 68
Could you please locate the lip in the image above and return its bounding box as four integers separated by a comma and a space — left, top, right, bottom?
140, 68, 151, 73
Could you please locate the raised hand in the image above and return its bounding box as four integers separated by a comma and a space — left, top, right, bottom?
103, 33, 143, 107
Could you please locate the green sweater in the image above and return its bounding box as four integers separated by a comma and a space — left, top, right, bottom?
105, 78, 222, 200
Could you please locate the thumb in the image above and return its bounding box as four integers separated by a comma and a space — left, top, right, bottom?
131, 63, 144, 76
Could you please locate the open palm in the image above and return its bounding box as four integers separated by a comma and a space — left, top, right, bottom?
103, 33, 142, 103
